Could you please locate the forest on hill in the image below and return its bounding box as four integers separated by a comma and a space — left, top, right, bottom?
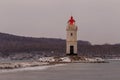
0, 32, 120, 59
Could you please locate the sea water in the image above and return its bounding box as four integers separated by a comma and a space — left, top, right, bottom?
0, 60, 120, 80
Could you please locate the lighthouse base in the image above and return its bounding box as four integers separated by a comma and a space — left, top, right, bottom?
66, 53, 77, 56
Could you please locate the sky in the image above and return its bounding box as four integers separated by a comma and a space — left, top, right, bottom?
0, 0, 120, 44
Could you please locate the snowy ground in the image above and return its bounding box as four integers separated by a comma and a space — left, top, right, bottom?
0, 64, 66, 73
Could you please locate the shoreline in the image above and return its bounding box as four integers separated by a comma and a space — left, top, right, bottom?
0, 61, 49, 69
0, 56, 108, 72
0, 63, 66, 73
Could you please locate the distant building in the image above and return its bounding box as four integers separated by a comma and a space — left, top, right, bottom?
66, 16, 78, 55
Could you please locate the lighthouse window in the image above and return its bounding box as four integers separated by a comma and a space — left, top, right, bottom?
71, 33, 73, 36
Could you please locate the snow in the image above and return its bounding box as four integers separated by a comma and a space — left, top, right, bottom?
39, 57, 55, 62
0, 64, 66, 73
60, 57, 71, 62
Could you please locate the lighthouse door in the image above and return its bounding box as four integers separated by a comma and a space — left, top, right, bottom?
70, 46, 74, 55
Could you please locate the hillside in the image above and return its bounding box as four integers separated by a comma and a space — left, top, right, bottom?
0, 32, 91, 58
0, 32, 120, 59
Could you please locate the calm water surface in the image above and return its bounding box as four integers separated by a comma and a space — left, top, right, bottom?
0, 60, 120, 80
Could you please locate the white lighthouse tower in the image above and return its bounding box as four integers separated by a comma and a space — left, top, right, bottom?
66, 16, 78, 55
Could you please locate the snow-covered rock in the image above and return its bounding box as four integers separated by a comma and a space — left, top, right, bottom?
60, 57, 71, 62
85, 57, 105, 62
39, 57, 55, 62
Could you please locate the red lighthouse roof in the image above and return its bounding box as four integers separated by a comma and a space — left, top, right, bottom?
68, 16, 75, 25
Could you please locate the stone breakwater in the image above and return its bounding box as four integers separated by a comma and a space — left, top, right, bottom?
0, 61, 48, 69
0, 56, 107, 69
39, 56, 108, 63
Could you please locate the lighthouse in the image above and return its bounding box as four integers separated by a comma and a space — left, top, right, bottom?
66, 16, 78, 55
